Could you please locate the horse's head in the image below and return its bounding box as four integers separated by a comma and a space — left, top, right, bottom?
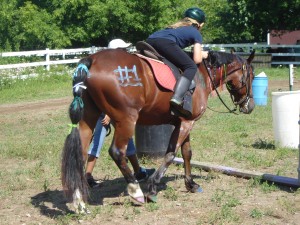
207, 50, 256, 114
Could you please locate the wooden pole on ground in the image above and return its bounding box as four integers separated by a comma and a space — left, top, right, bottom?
173, 157, 300, 188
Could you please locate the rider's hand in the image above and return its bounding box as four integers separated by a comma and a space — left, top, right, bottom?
202, 50, 208, 59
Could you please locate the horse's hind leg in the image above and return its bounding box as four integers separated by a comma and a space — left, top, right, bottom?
109, 119, 144, 204
181, 135, 202, 193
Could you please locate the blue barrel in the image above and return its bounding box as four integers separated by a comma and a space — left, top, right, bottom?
252, 76, 268, 105
135, 124, 174, 158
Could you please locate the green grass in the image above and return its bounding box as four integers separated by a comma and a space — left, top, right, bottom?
0, 65, 74, 104
255, 66, 294, 80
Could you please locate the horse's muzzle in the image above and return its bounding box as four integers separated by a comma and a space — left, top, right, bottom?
239, 97, 255, 114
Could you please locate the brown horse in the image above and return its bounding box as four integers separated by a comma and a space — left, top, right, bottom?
61, 49, 255, 213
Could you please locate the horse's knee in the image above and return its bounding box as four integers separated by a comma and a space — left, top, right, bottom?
109, 147, 122, 162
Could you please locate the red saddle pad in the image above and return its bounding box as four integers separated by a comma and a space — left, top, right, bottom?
135, 54, 176, 91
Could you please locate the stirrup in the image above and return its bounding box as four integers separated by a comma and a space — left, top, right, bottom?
170, 102, 192, 118
170, 97, 182, 106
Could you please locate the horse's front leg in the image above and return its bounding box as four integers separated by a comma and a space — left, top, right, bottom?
146, 120, 189, 202
181, 135, 202, 193
146, 151, 176, 202
109, 136, 144, 204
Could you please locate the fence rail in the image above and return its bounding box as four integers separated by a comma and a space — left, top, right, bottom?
0, 46, 104, 71
0, 44, 299, 71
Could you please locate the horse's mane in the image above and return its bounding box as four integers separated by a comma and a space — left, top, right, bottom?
207, 51, 243, 67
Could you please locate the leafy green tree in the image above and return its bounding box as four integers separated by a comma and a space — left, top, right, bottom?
0, 0, 19, 51
220, 0, 300, 43
15, 2, 70, 50
0, 0, 299, 50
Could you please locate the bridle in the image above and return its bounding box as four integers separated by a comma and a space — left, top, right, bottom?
203, 56, 253, 114
225, 62, 253, 107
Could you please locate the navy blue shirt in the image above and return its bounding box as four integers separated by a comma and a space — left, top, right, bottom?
148, 26, 203, 49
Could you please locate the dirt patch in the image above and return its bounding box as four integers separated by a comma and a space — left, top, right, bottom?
0, 97, 72, 114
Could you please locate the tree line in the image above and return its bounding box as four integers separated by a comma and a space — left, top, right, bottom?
0, 0, 299, 51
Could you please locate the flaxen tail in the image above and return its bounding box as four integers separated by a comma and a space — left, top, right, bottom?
61, 57, 92, 202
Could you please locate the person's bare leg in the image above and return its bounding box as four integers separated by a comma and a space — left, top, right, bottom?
86, 155, 97, 178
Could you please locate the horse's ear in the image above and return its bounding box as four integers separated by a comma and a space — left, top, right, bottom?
247, 50, 255, 64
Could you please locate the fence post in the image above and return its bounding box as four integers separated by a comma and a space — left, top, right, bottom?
45, 48, 50, 71
91, 46, 96, 54
289, 64, 294, 91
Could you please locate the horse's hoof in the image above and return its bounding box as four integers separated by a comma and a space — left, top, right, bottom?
146, 194, 157, 203
189, 184, 203, 193
131, 196, 145, 205
127, 182, 144, 205
196, 186, 203, 193
185, 179, 203, 193
76, 204, 91, 214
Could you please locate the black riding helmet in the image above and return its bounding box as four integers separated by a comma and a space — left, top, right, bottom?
184, 7, 206, 24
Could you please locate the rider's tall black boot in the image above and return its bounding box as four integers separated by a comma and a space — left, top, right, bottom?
170, 76, 192, 118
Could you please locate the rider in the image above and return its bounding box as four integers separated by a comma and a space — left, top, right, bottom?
146, 7, 208, 118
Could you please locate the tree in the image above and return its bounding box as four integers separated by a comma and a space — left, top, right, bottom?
1, 0, 299, 50
220, 0, 300, 43
14, 2, 70, 50
0, 0, 19, 51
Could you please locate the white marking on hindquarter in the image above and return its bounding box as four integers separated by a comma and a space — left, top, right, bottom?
114, 65, 143, 87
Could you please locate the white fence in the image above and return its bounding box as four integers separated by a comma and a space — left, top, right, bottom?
0, 44, 300, 71
0, 46, 105, 71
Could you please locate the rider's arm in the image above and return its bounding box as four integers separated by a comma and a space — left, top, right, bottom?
193, 43, 208, 64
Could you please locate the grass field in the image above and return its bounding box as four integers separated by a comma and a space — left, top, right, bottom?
0, 65, 299, 224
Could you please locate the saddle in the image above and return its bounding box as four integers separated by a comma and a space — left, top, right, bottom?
135, 41, 164, 61
135, 41, 196, 118
136, 41, 195, 87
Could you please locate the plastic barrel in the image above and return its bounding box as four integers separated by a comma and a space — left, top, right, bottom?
272, 90, 300, 148
135, 124, 174, 158
252, 76, 268, 105
298, 114, 300, 183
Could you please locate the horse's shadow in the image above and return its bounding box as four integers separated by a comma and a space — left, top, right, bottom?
30, 189, 73, 218
30, 173, 206, 218
88, 173, 202, 205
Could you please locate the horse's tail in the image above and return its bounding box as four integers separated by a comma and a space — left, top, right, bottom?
61, 57, 92, 202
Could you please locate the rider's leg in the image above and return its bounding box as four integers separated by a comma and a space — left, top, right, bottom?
146, 38, 197, 117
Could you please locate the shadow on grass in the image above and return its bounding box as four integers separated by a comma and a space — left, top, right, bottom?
252, 138, 276, 150
30, 173, 207, 218
88, 173, 206, 205
30, 189, 73, 218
